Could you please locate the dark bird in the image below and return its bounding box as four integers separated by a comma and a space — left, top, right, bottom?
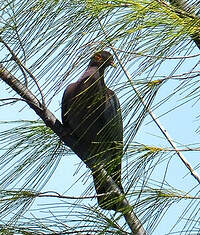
61, 51, 124, 210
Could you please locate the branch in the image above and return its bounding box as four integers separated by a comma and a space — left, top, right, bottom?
0, 37, 45, 104
98, 19, 200, 185
112, 50, 200, 185
36, 190, 200, 200
0, 64, 146, 235
168, 0, 200, 50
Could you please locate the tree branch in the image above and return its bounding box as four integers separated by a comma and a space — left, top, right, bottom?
98, 18, 200, 185
168, 0, 200, 50
0, 37, 45, 103
111, 50, 200, 185
0, 64, 146, 235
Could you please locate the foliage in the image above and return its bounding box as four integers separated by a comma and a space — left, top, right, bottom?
0, 0, 199, 234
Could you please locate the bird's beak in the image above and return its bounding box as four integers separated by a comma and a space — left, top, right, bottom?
111, 61, 117, 68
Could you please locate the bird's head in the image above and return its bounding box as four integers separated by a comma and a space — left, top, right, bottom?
89, 51, 116, 69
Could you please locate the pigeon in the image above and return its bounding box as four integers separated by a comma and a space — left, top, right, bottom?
61, 51, 124, 210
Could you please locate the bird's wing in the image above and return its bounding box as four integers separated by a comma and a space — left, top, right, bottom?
92, 88, 124, 191
61, 82, 78, 127
100, 88, 123, 141
92, 89, 124, 210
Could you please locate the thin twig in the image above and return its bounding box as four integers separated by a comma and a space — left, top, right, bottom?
162, 0, 200, 50
0, 37, 46, 105
158, 0, 198, 19
37, 191, 114, 200
116, 51, 200, 184
35, 190, 200, 200
98, 18, 200, 185
115, 48, 200, 60
121, 55, 200, 183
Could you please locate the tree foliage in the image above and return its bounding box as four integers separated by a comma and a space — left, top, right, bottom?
0, 0, 199, 234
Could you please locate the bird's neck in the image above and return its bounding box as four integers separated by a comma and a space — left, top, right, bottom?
98, 67, 106, 87
88, 65, 106, 88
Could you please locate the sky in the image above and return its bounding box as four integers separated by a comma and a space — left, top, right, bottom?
0, 1, 200, 234
1, 46, 199, 234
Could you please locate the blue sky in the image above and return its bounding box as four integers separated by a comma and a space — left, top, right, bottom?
0, 1, 200, 233
1, 46, 199, 234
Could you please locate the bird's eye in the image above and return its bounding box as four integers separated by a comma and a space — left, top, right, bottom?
95, 54, 102, 61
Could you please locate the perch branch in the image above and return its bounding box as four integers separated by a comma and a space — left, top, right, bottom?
0, 64, 146, 235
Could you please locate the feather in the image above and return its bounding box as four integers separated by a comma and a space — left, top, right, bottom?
61, 51, 123, 210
